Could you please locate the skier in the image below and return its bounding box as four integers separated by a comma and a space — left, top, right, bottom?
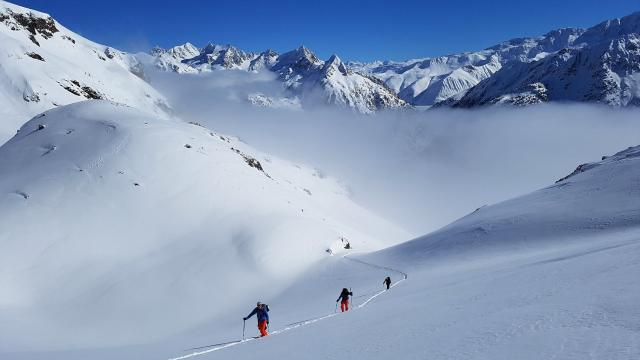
383, 276, 391, 290
336, 288, 353, 312
243, 302, 270, 337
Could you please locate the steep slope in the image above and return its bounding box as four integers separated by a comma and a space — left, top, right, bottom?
271, 47, 406, 113
455, 13, 640, 107
0, 1, 171, 143
0, 100, 409, 353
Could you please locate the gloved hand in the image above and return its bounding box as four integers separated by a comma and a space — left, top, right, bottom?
243, 317, 247, 321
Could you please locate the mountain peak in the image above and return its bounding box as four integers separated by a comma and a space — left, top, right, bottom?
324, 54, 349, 76
575, 10, 640, 46
201, 42, 228, 54
327, 54, 342, 64
273, 45, 323, 72
150, 45, 166, 56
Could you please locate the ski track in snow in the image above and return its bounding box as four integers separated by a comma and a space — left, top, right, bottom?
168, 255, 407, 360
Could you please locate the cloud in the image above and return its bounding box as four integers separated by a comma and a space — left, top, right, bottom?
148, 68, 640, 236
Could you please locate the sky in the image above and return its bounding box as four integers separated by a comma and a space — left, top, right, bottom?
8, 0, 640, 61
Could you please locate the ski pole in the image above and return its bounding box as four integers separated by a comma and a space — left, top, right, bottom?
242, 319, 246, 340
334, 301, 338, 313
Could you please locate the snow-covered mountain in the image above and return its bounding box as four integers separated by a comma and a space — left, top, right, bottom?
149, 9, 640, 111
355, 12, 640, 108
0, 0, 171, 142
182, 43, 256, 70
454, 12, 640, 107
146, 44, 407, 113
0, 100, 408, 352
150, 42, 200, 73
351, 28, 585, 107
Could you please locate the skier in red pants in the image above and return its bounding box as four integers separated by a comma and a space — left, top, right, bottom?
336, 288, 352, 312
244, 302, 270, 337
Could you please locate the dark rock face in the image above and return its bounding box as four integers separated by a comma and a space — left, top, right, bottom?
59, 80, 104, 100
231, 147, 267, 174
26, 52, 45, 61
81, 86, 102, 100
1, 10, 59, 46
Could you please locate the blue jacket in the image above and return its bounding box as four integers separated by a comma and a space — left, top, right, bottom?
245, 305, 269, 322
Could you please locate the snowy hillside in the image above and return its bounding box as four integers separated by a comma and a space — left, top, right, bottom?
146, 44, 407, 113
0, 0, 171, 142
0, 101, 408, 353
163, 144, 640, 360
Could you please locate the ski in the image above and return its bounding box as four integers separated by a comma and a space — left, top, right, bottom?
184, 336, 261, 351
286, 317, 319, 327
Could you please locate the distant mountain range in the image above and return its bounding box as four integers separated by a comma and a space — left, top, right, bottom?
1, 0, 639, 125
149, 11, 640, 110
148, 43, 407, 113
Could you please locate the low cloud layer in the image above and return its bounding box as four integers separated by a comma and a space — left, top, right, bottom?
149, 69, 640, 237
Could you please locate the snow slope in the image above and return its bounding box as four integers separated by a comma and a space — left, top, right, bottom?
13, 121, 635, 360
0, 100, 408, 354
164, 144, 640, 360
0, 0, 171, 143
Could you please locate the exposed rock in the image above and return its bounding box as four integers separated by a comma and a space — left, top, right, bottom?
26, 52, 44, 61
2, 10, 59, 46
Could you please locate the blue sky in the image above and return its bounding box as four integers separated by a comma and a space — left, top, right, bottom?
11, 0, 640, 61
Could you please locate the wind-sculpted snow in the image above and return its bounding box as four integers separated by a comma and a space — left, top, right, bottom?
0, 101, 408, 352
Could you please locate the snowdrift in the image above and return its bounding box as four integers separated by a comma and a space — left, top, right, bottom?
0, 100, 408, 351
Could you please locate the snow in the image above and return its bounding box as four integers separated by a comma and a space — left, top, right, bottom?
0, 100, 408, 354
353, 27, 583, 107
2, 103, 638, 360
163, 141, 640, 360
143, 44, 407, 113
0, 0, 171, 143
455, 32, 640, 107
1, 1, 640, 359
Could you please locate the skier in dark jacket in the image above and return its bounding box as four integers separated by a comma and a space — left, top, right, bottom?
336, 288, 353, 312
383, 276, 392, 290
244, 302, 270, 337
